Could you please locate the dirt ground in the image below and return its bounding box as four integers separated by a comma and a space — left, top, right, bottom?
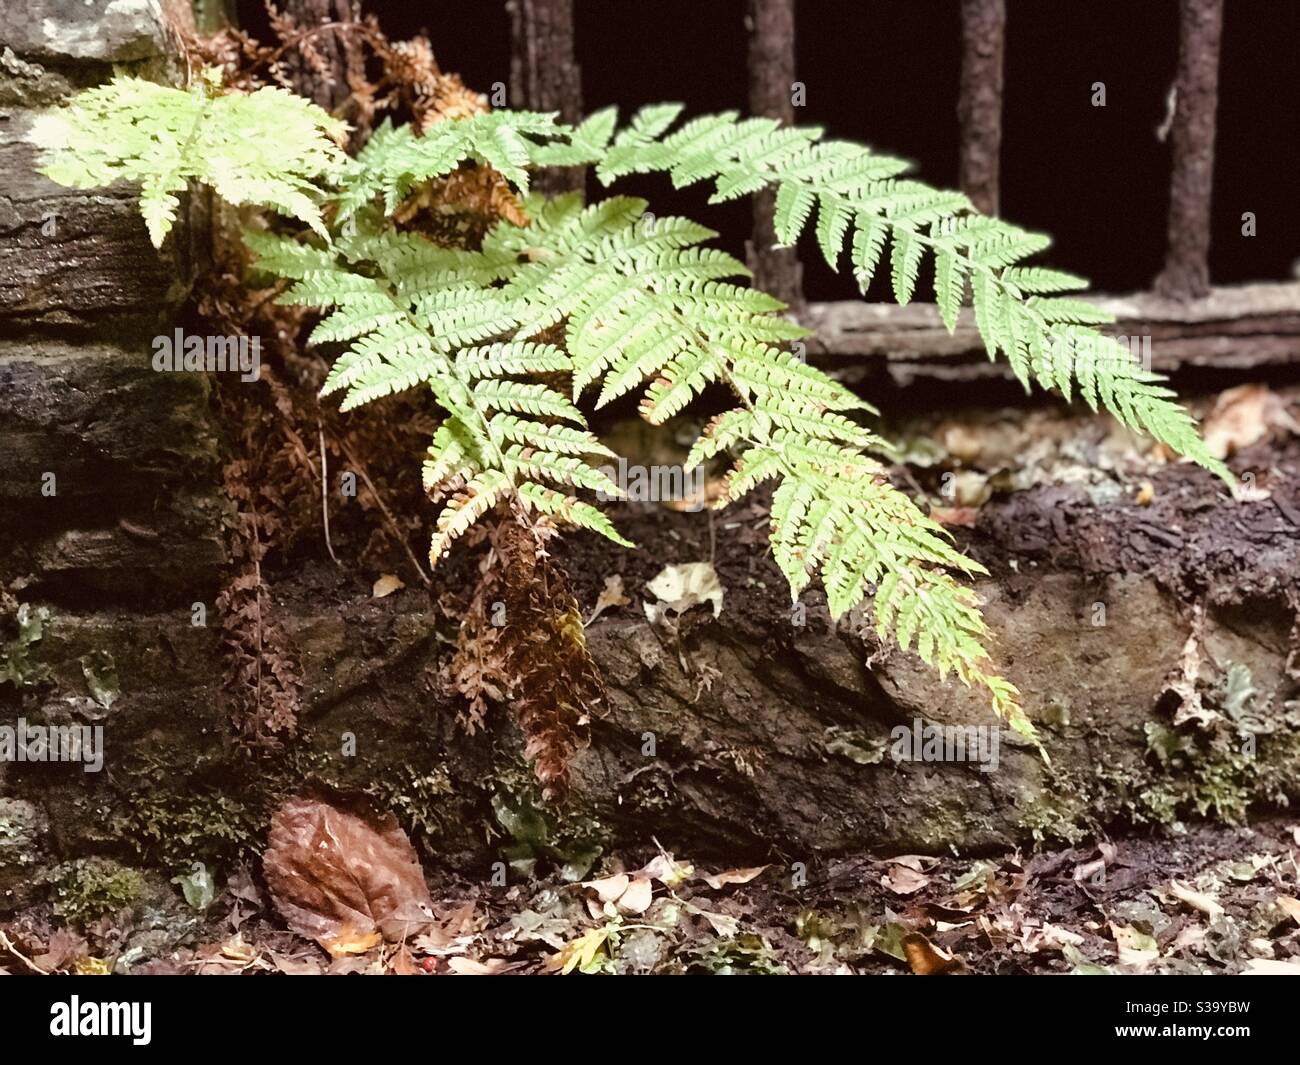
4, 815, 1298, 976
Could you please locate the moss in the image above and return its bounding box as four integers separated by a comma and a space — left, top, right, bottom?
110, 757, 267, 866
363, 763, 455, 850
50, 857, 145, 923
1006, 758, 1095, 846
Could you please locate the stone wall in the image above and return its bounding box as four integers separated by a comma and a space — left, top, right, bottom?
0, 0, 226, 906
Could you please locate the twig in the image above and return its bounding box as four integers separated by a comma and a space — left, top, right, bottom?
0, 929, 51, 975
319, 426, 340, 566
334, 435, 432, 586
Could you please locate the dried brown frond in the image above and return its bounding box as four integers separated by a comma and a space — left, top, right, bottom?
450, 518, 603, 799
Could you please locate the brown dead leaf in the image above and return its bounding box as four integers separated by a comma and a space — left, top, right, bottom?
372, 574, 405, 598
263, 796, 435, 953
929, 505, 980, 527
585, 575, 630, 626
1203, 383, 1300, 460
699, 866, 768, 890
902, 932, 968, 975
634, 852, 693, 885
617, 877, 653, 915
584, 873, 630, 904
386, 945, 423, 975
882, 864, 930, 896
319, 925, 383, 959
32, 928, 88, 973
581, 872, 654, 915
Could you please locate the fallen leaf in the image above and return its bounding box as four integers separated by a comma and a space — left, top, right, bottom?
1167, 879, 1225, 921
584, 874, 630, 904
585, 575, 630, 626
699, 866, 768, 890
644, 562, 724, 623
1242, 958, 1300, 975
447, 956, 511, 975
319, 925, 383, 959
387, 946, 422, 975
372, 574, 405, 598
1110, 923, 1160, 971
882, 864, 930, 896
263, 796, 435, 954
690, 905, 739, 938
544, 927, 610, 975
1063, 943, 1112, 975
1202, 383, 1300, 460
902, 932, 968, 975
634, 852, 693, 886
1276, 896, 1300, 926
616, 877, 653, 915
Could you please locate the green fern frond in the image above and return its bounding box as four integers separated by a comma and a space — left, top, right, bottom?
334, 110, 567, 218
245, 228, 631, 560
589, 105, 1229, 482
34, 72, 345, 247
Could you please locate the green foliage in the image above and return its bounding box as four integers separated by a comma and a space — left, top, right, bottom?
0, 602, 50, 690
33, 71, 346, 246
35, 75, 1230, 734
335, 110, 568, 218
50, 857, 145, 923
586, 105, 1228, 481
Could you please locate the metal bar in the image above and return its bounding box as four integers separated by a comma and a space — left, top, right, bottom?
1154, 0, 1225, 301
746, 0, 803, 307
507, 0, 584, 195
957, 0, 1006, 217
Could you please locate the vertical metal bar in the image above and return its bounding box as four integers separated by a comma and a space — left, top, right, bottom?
957, 0, 1006, 217
746, 0, 803, 307
507, 0, 584, 196
280, 0, 361, 113
1155, 0, 1224, 300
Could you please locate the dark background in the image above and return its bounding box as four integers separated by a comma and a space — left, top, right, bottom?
239, 0, 1298, 300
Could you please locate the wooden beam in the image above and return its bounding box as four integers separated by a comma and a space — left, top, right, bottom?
507, 0, 584, 195
1154, 0, 1225, 301
957, 0, 1006, 217
801, 283, 1300, 378
746, 0, 803, 307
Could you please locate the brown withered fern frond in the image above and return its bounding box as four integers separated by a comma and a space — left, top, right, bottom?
451, 516, 603, 799
216, 457, 304, 748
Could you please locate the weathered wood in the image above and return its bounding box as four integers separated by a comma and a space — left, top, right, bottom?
1154, 0, 1224, 301
507, 0, 583, 196
745, 0, 803, 307
957, 0, 1006, 217
802, 283, 1300, 377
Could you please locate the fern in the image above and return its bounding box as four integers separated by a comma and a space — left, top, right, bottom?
243, 226, 631, 562
33, 71, 346, 247
584, 105, 1228, 481
333, 110, 573, 220
36, 75, 1231, 739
